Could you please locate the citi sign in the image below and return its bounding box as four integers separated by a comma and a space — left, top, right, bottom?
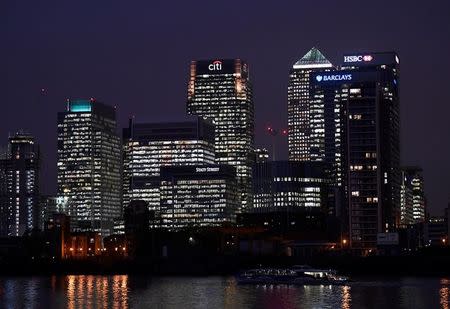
316, 74, 352, 82
344, 55, 373, 63
208, 60, 222, 71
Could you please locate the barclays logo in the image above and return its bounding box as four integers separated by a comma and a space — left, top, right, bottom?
316, 74, 353, 82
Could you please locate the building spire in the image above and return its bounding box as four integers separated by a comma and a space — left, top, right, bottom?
293, 47, 333, 69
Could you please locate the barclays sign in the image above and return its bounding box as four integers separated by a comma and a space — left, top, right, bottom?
316, 74, 352, 82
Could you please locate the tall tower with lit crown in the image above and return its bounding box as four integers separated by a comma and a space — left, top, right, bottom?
57, 99, 121, 236
187, 59, 254, 211
288, 47, 334, 161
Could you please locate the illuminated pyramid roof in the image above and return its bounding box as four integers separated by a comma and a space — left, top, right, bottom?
293, 47, 333, 69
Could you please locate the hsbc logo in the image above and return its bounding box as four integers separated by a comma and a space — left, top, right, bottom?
208, 60, 222, 71
344, 55, 373, 63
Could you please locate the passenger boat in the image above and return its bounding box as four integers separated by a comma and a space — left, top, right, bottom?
236, 265, 348, 285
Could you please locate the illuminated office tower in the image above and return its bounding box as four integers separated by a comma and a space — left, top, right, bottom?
252, 161, 329, 212
0, 132, 40, 236
57, 99, 121, 236
187, 59, 254, 211
160, 165, 238, 230
401, 167, 426, 223
122, 117, 216, 218
400, 170, 414, 226
288, 47, 334, 161
312, 52, 401, 251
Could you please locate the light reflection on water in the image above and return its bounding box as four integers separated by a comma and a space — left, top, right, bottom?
0, 275, 449, 308
440, 279, 450, 309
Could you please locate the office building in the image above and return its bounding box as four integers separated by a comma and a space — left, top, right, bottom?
252, 161, 329, 212
160, 165, 238, 230
424, 217, 447, 247
122, 117, 216, 217
0, 132, 40, 236
57, 99, 121, 236
400, 171, 414, 226
287, 47, 334, 161
39, 195, 58, 230
401, 167, 426, 223
312, 52, 401, 251
187, 59, 254, 211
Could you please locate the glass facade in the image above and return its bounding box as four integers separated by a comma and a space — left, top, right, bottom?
344, 53, 400, 250
159, 165, 239, 230
122, 118, 216, 222
400, 170, 414, 226
187, 59, 254, 211
401, 167, 426, 224
252, 161, 329, 212
0, 132, 40, 236
311, 52, 401, 251
288, 47, 334, 161
57, 99, 121, 236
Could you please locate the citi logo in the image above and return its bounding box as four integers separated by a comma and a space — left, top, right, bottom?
208, 60, 222, 71
344, 55, 373, 63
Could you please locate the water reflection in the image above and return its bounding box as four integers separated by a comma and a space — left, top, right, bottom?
440, 279, 450, 309
341, 285, 351, 309
65, 275, 128, 309
0, 276, 449, 308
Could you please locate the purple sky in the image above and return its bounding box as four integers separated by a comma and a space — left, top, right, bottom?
2, 1, 450, 215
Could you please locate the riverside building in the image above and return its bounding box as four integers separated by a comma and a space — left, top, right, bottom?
122, 117, 216, 221
0, 132, 40, 236
57, 99, 121, 236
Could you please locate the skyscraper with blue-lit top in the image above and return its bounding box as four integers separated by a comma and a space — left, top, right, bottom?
57, 99, 121, 236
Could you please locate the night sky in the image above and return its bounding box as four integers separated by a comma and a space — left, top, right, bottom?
2, 1, 450, 215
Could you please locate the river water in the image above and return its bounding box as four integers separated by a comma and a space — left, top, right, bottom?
0, 275, 448, 308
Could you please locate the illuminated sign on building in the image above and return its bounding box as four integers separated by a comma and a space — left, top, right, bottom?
208, 60, 222, 71
315, 74, 352, 82
342, 52, 399, 67
195, 167, 220, 173
344, 55, 374, 63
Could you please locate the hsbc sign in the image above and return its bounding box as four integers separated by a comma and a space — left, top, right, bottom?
344, 55, 373, 63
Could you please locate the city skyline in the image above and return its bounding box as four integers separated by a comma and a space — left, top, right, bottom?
2, 1, 450, 215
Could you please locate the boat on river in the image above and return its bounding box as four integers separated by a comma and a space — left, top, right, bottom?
236, 265, 348, 285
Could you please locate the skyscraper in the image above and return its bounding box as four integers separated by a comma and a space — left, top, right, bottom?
187, 59, 254, 211
57, 99, 121, 236
288, 47, 334, 161
400, 170, 414, 226
312, 52, 401, 251
122, 117, 216, 219
0, 132, 40, 236
401, 166, 426, 223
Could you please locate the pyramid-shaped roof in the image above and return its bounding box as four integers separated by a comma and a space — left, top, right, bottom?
293, 47, 333, 69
